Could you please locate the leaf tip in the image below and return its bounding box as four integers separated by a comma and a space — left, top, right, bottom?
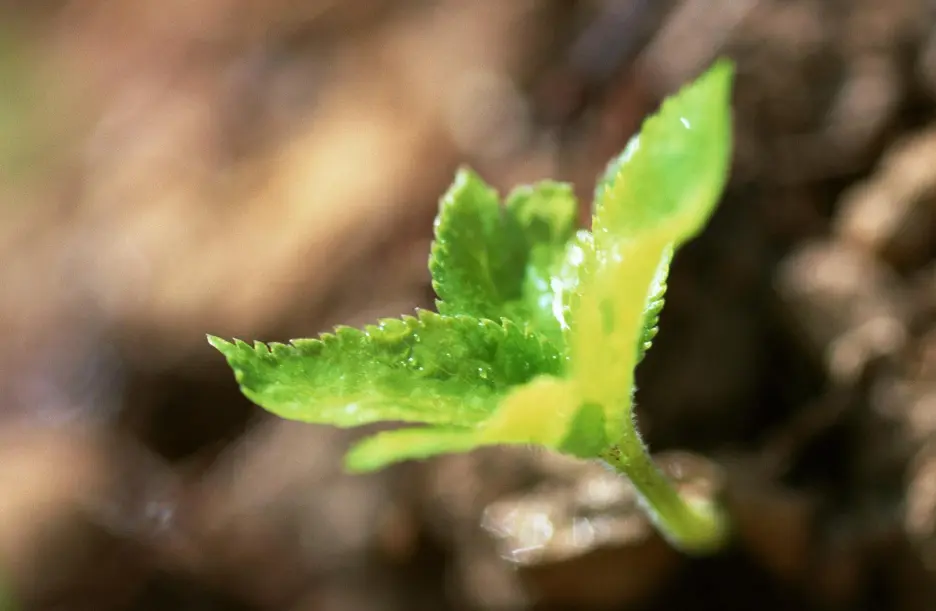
443, 165, 497, 207
709, 56, 736, 84
207, 334, 234, 355
451, 164, 485, 187
343, 448, 381, 474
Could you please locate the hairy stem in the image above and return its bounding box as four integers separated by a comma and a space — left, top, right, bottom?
600, 419, 729, 555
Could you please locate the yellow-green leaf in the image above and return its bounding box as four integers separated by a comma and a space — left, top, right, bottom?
344, 376, 604, 472
572, 59, 734, 435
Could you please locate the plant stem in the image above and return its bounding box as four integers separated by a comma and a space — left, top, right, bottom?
600, 418, 729, 555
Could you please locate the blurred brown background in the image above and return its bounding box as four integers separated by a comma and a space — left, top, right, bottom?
2, 0, 936, 609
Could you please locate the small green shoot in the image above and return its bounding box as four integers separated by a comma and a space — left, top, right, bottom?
211, 59, 735, 554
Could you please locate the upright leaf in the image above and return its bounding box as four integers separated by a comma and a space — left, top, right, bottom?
571, 59, 734, 434
429, 170, 580, 345
592, 60, 734, 242
638, 245, 672, 362
505, 181, 578, 249
506, 182, 580, 345
430, 169, 527, 320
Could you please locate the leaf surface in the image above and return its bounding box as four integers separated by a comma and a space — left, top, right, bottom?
209, 310, 561, 428
571, 59, 734, 433
430, 171, 579, 344
344, 376, 605, 472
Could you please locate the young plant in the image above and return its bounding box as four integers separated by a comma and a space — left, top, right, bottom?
210, 60, 735, 554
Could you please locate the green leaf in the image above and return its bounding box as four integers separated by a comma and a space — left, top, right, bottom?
508, 183, 581, 345
571, 59, 734, 433
505, 181, 578, 249
429, 170, 579, 343
345, 375, 588, 472
592, 60, 733, 242
430, 169, 526, 320
518, 227, 668, 362
208, 310, 562, 428
596, 151, 673, 363
345, 426, 479, 473
518, 228, 588, 347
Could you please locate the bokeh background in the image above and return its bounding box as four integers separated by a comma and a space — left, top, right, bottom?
2, 0, 936, 609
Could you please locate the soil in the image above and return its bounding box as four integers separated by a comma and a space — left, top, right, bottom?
2, 1, 936, 610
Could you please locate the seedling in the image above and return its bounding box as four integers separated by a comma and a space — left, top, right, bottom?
210, 60, 735, 554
